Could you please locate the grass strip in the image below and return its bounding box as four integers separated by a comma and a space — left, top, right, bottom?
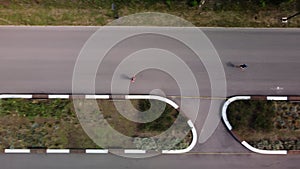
0, 1, 299, 27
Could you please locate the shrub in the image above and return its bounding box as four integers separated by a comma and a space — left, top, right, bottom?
228, 100, 275, 132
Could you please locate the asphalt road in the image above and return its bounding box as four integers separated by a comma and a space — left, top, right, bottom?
0, 26, 300, 169
0, 27, 299, 95
1, 153, 298, 169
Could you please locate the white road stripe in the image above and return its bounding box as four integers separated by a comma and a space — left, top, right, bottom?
267, 96, 288, 100
46, 149, 70, 153
48, 95, 70, 99
124, 150, 146, 154
5, 149, 31, 153
85, 95, 110, 99
125, 95, 179, 109
85, 149, 109, 154
0, 94, 32, 99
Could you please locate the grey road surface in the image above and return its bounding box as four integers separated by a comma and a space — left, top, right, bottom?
0, 26, 300, 169
1, 27, 299, 95
1, 153, 298, 169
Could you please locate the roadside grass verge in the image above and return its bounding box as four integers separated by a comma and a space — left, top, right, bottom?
0, 1, 299, 27
0, 7, 108, 25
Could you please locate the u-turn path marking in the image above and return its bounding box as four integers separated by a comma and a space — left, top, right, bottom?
0, 94, 197, 154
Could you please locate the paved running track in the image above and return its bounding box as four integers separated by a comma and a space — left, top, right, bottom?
0, 26, 299, 169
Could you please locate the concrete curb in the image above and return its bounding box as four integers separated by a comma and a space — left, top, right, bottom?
222, 96, 251, 131
4, 149, 30, 153
46, 149, 70, 154
241, 141, 287, 155
0, 94, 32, 99
124, 150, 146, 154
85, 149, 109, 154
125, 95, 179, 109
266, 96, 288, 101
126, 95, 196, 154
85, 95, 110, 99
0, 94, 195, 154
222, 96, 290, 155
48, 95, 70, 99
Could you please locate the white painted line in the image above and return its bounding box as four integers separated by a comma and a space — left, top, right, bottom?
162, 120, 197, 154
48, 95, 70, 99
0, 94, 32, 99
85, 95, 110, 99
187, 120, 193, 128
150, 96, 179, 109
221, 96, 251, 131
85, 149, 108, 154
125, 95, 151, 99
124, 150, 146, 154
5, 149, 30, 153
222, 101, 232, 131
46, 149, 70, 154
242, 141, 287, 155
125, 95, 179, 109
267, 96, 288, 101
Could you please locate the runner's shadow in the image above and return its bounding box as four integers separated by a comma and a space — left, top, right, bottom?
227, 62, 235, 68
121, 74, 131, 80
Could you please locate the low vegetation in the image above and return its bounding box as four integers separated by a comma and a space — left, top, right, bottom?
98, 99, 192, 149
0, 98, 191, 150
228, 100, 300, 150
0, 0, 299, 27
0, 99, 99, 149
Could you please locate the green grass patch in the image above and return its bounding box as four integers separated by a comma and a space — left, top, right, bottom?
0, 0, 299, 27
0, 98, 99, 149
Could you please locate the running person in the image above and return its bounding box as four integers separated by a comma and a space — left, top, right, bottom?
239, 64, 248, 70
131, 76, 136, 83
